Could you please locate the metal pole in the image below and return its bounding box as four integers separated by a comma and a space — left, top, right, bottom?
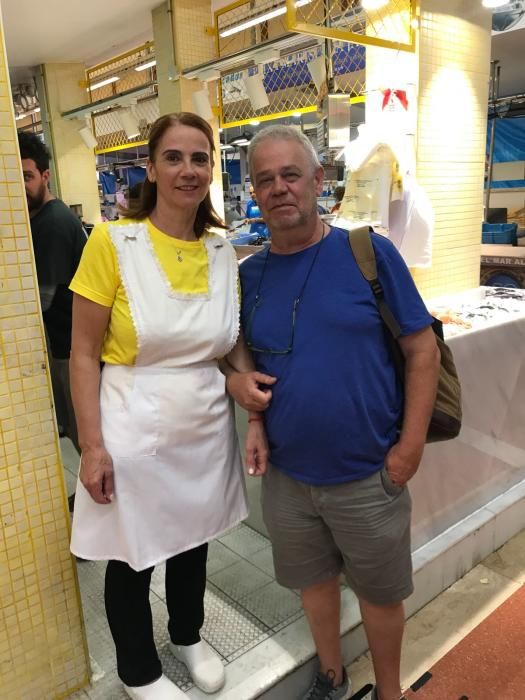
485, 60, 500, 219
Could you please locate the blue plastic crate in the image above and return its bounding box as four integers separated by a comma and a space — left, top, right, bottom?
481, 223, 517, 245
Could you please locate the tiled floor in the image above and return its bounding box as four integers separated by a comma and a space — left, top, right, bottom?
347, 528, 525, 699
62, 440, 525, 700
61, 439, 303, 699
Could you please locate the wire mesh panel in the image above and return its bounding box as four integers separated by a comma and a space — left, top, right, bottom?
216, 0, 291, 58
220, 44, 324, 127
87, 43, 156, 102
92, 97, 160, 153
286, 0, 416, 52
219, 39, 368, 127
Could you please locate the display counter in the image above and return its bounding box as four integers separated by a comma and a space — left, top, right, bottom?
241, 287, 525, 552
410, 286, 525, 549
480, 243, 525, 288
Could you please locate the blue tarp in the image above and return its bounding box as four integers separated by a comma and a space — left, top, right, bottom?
488, 117, 525, 163
99, 171, 117, 195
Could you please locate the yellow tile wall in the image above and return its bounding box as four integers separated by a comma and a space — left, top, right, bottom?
0, 14, 90, 700
413, 1, 492, 297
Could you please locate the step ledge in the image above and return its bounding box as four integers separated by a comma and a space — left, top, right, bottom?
187, 477, 525, 700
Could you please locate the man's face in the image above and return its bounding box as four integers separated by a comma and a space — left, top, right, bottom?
22, 158, 49, 213
251, 138, 324, 233
249, 187, 256, 201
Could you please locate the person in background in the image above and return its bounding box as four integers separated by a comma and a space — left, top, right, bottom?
330, 185, 346, 214
245, 185, 269, 238
18, 132, 86, 490
232, 126, 440, 700
69, 112, 271, 700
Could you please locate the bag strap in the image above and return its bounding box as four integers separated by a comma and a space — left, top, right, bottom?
348, 227, 402, 340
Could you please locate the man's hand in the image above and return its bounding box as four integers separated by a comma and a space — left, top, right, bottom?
384, 440, 424, 488
226, 371, 276, 412
245, 420, 269, 476
79, 446, 115, 504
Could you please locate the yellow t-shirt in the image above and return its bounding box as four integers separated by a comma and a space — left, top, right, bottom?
70, 218, 210, 365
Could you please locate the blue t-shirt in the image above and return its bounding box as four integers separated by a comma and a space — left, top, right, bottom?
239, 227, 433, 485
246, 199, 268, 237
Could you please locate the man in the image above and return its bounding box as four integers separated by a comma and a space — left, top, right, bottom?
233, 126, 440, 700
18, 132, 86, 476
245, 185, 268, 237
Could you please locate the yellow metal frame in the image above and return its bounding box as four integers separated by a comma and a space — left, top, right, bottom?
221, 105, 317, 129
285, 0, 416, 53
95, 140, 149, 155
87, 41, 155, 78
214, 0, 251, 57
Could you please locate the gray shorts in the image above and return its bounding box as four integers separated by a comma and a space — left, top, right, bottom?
261, 465, 413, 605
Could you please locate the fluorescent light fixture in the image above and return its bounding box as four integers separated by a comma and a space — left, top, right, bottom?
192, 88, 213, 120
34, 107, 41, 113
234, 139, 250, 146
482, 0, 509, 7
135, 59, 157, 72
220, 144, 234, 150
361, 0, 388, 9
15, 113, 27, 120
249, 120, 261, 125
78, 124, 98, 149
88, 76, 119, 91
292, 112, 302, 117
119, 108, 141, 138
220, 0, 311, 37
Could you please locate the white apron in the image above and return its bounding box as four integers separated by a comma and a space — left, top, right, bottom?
70, 223, 248, 571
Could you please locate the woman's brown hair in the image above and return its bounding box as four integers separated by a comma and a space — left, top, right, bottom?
120, 112, 226, 237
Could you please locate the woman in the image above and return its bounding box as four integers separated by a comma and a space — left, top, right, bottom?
69, 113, 270, 700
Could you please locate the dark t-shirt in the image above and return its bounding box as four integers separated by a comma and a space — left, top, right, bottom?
31, 199, 87, 359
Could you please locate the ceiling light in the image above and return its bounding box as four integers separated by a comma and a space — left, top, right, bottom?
78, 124, 98, 149
481, 0, 509, 7
15, 113, 27, 120
87, 76, 119, 92
292, 112, 302, 117
220, 0, 311, 38
33, 107, 41, 113
220, 144, 235, 150
118, 108, 141, 139
135, 60, 157, 72
361, 0, 389, 9
249, 120, 261, 125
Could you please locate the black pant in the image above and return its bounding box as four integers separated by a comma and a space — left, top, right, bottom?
105, 543, 208, 686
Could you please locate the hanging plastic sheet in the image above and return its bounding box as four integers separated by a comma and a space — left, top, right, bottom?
488, 117, 525, 163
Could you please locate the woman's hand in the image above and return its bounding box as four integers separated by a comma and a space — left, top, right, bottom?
245, 420, 269, 477
226, 371, 276, 412
79, 445, 115, 504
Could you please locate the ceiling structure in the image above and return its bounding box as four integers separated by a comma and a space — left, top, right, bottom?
491, 28, 525, 98
1, 0, 159, 78
1, 1, 524, 98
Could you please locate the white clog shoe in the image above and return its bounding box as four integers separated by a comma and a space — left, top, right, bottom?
169, 640, 225, 693
123, 673, 187, 699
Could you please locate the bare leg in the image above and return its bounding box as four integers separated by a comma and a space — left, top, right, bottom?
359, 598, 405, 700
301, 575, 343, 685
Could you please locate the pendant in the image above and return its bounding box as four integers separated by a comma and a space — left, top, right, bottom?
177, 250, 183, 262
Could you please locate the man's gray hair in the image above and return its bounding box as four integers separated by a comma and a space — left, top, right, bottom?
247, 125, 322, 178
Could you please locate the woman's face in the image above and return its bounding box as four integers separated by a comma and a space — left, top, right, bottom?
147, 123, 213, 212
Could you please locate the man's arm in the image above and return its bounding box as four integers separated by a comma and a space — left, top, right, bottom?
218, 328, 276, 412
385, 326, 440, 486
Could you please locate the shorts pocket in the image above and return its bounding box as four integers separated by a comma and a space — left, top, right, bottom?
380, 467, 404, 498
